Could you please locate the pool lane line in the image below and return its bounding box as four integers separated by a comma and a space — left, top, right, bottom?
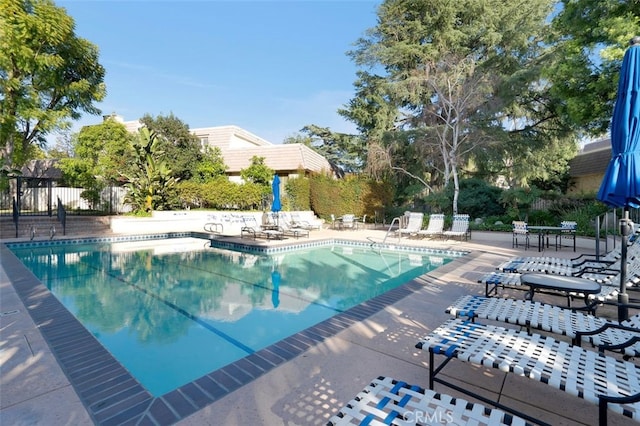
86, 263, 257, 356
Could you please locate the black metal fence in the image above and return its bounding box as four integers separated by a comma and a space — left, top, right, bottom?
1, 177, 130, 217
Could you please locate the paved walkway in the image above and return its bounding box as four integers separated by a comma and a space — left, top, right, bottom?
1, 227, 635, 425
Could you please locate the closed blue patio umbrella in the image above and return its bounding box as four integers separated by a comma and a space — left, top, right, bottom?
596, 37, 640, 321
271, 175, 281, 225
271, 270, 281, 308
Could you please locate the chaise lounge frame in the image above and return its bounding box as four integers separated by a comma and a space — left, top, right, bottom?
416, 318, 640, 426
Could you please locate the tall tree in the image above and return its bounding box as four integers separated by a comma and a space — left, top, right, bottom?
298, 124, 365, 177
0, 0, 106, 170
57, 117, 133, 207
60, 117, 133, 184
46, 130, 75, 159
547, 0, 640, 135
139, 113, 202, 182
345, 0, 561, 212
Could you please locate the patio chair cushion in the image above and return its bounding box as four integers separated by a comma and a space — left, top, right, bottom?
327, 376, 531, 426
416, 318, 640, 422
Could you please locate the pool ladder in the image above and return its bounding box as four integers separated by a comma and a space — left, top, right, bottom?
367, 217, 401, 247
28, 225, 56, 240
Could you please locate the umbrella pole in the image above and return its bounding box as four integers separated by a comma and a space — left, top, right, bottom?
618, 208, 632, 321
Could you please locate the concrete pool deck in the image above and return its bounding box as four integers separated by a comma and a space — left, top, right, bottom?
1, 226, 637, 425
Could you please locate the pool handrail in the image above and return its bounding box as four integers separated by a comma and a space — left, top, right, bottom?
368, 216, 402, 247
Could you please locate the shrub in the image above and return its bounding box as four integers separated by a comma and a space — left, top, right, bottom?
285, 174, 311, 210
424, 178, 505, 218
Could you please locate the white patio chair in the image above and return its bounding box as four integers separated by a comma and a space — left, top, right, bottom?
496, 251, 631, 277
556, 220, 578, 250
511, 220, 529, 249
442, 214, 470, 240
395, 212, 424, 238
416, 213, 445, 239
339, 214, 356, 230
278, 217, 309, 239
479, 262, 640, 302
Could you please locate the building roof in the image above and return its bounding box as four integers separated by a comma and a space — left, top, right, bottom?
104, 117, 333, 176
191, 125, 271, 150
190, 125, 332, 174
223, 144, 332, 174
569, 138, 611, 177
21, 159, 62, 179
581, 138, 611, 153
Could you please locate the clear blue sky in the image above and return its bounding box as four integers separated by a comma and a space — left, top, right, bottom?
57, 0, 381, 144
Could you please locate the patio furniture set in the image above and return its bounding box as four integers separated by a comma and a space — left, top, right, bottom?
512, 220, 578, 252
331, 214, 368, 230
395, 212, 472, 240
329, 230, 640, 426
204, 212, 324, 241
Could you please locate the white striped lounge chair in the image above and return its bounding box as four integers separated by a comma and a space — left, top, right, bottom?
496, 258, 621, 276
497, 243, 640, 276
447, 294, 640, 357
327, 376, 531, 426
416, 318, 640, 425
416, 213, 445, 239
442, 214, 470, 240
395, 212, 424, 238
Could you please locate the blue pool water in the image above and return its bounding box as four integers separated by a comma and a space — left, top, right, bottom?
9, 237, 459, 396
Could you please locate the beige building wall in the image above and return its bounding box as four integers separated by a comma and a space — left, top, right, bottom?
567, 138, 611, 195
569, 174, 602, 195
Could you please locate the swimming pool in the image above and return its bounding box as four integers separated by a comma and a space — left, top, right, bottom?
5, 234, 465, 423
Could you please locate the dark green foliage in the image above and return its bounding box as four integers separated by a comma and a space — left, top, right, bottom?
240, 156, 274, 200
1, 0, 106, 169
299, 125, 365, 175
285, 175, 311, 211
526, 209, 557, 226
191, 146, 227, 183
121, 128, 178, 212
547, 0, 639, 136
139, 114, 203, 182
361, 180, 394, 221
474, 215, 513, 232
58, 119, 134, 209
309, 174, 393, 221
425, 179, 505, 218
499, 186, 544, 221
176, 178, 263, 211
457, 180, 505, 218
